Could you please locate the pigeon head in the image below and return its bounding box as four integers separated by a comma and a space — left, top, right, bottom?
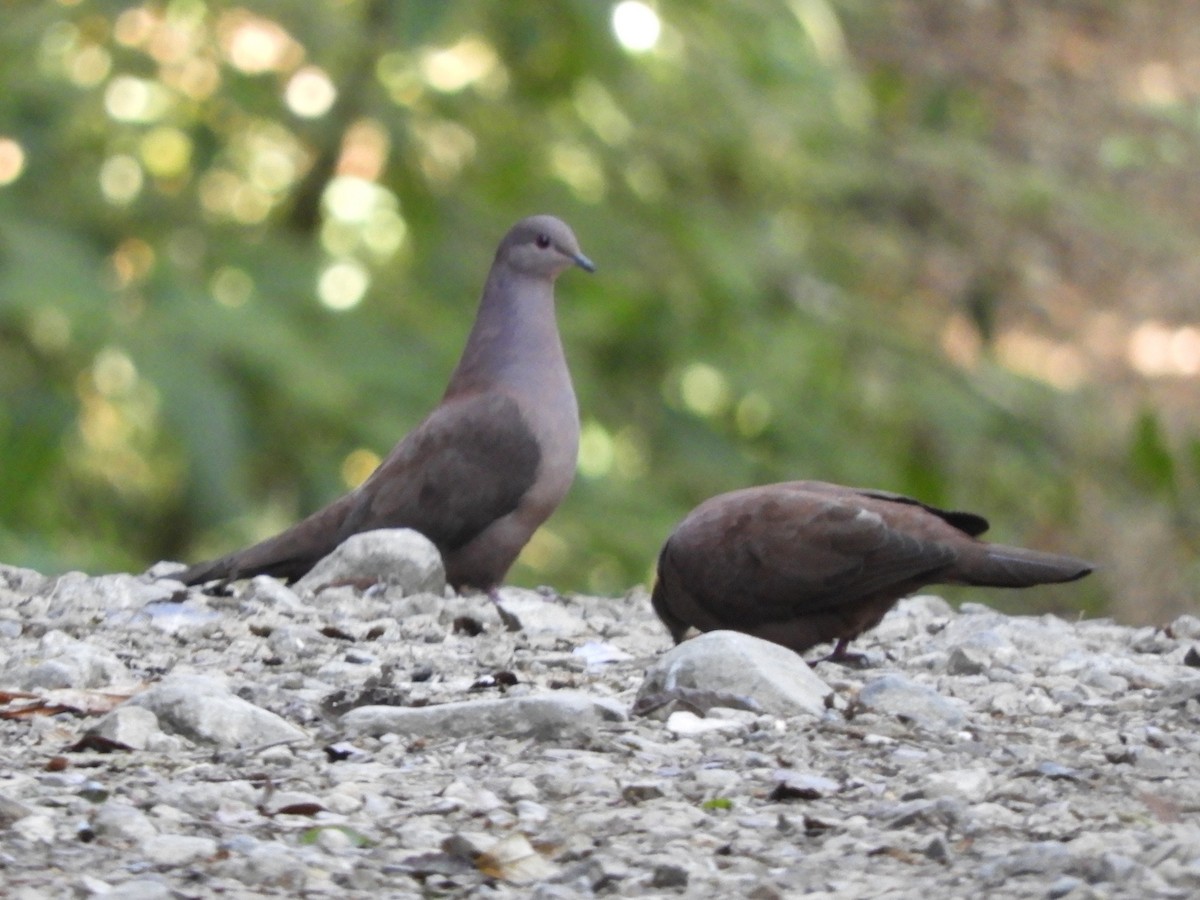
498, 215, 595, 278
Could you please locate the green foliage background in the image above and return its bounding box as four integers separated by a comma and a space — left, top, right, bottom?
2, 0, 1197, 621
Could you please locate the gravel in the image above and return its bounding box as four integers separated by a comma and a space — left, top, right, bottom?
1, 532, 1199, 898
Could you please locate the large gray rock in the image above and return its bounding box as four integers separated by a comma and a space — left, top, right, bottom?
34, 571, 179, 614
636, 630, 830, 718
295, 528, 445, 596
342, 691, 626, 741
129, 675, 307, 748
0, 563, 48, 594
7, 630, 132, 690
858, 673, 968, 731
88, 705, 163, 751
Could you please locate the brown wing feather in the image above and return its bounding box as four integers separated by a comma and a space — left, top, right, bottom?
662, 484, 960, 629
179, 392, 539, 586
337, 392, 540, 553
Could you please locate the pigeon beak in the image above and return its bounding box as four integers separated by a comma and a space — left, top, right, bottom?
572, 252, 596, 273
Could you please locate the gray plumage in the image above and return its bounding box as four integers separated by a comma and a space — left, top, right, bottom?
178, 215, 593, 591
652, 481, 1093, 657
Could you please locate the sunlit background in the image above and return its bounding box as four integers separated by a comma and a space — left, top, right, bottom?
1, 1, 1197, 623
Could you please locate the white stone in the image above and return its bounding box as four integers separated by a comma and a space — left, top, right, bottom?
130, 674, 307, 748
295, 528, 445, 596
637, 630, 830, 718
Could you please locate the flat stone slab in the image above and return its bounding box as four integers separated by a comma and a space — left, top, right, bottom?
342, 691, 627, 741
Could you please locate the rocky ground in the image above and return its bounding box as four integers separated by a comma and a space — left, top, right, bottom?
1, 529, 1199, 899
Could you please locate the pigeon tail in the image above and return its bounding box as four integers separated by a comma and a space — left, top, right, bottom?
958, 544, 1093, 588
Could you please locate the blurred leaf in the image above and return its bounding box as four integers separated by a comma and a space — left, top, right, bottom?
1129, 409, 1176, 499
2, 0, 1197, 622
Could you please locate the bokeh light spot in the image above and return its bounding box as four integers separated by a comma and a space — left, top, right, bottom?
324, 176, 379, 222
940, 312, 983, 370
578, 420, 615, 479
680, 362, 731, 417
221, 13, 299, 74
110, 237, 156, 288
248, 144, 298, 193
518, 527, 568, 574
0, 139, 26, 185
1128, 320, 1200, 378
210, 266, 254, 307
29, 307, 71, 353
140, 126, 193, 178
114, 7, 156, 48
612, 1, 662, 53
341, 448, 381, 488
337, 119, 390, 181
996, 329, 1086, 390
174, 57, 221, 101
229, 185, 273, 224
92, 347, 138, 398
105, 75, 171, 123
100, 155, 144, 204
197, 169, 237, 216
318, 260, 369, 311
419, 36, 500, 93
68, 44, 112, 86
361, 209, 408, 259
413, 119, 477, 184
1170, 326, 1200, 375
285, 66, 337, 118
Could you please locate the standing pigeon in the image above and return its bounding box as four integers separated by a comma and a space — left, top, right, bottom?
652, 481, 1093, 659
178, 215, 593, 591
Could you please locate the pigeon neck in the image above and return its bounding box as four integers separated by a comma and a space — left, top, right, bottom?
446, 267, 565, 397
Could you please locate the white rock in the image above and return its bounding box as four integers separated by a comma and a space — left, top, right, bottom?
11, 631, 132, 690
342, 691, 626, 741
91, 801, 158, 843
946, 646, 990, 675
0, 794, 35, 826
241, 575, 306, 609
295, 528, 445, 596
315, 825, 354, 853
573, 640, 634, 667
11, 812, 55, 843
516, 799, 550, 829
924, 768, 993, 802
135, 598, 222, 634
1169, 614, 1200, 640
37, 571, 178, 613
476, 832, 558, 884
103, 878, 173, 900
267, 624, 331, 658
637, 630, 830, 718
443, 780, 504, 813
130, 674, 307, 748
89, 705, 162, 750
665, 710, 744, 735
769, 771, 840, 799
0, 563, 48, 594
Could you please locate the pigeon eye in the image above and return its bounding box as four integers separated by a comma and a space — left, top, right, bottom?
535, 233, 551, 249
